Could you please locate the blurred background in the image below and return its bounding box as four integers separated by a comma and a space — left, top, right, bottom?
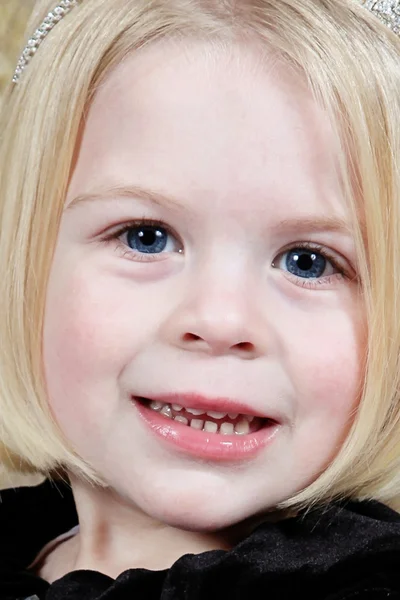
0, 0, 34, 99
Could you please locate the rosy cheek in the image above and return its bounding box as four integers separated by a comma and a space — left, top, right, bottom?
45, 298, 103, 380
43, 269, 113, 407
281, 309, 365, 417
45, 265, 126, 368
43, 293, 120, 444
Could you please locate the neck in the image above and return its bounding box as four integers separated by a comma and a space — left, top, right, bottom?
40, 474, 260, 583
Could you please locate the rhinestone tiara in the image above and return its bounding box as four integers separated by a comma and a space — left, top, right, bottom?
361, 0, 400, 34
12, 0, 80, 84
10, 0, 400, 85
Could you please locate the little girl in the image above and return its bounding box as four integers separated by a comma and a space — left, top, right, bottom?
1, 0, 400, 598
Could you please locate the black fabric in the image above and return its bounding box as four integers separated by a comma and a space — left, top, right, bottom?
1, 480, 400, 599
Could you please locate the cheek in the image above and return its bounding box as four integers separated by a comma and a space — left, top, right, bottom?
265, 299, 365, 487
44, 280, 123, 382
281, 303, 365, 419
42, 266, 141, 436
283, 309, 365, 474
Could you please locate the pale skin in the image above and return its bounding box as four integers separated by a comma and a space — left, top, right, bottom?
40, 39, 365, 582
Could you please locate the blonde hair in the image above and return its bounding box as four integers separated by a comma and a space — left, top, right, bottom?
1, 0, 400, 511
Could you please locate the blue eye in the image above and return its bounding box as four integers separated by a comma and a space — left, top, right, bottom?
126, 225, 170, 254
103, 219, 183, 263
123, 222, 183, 255
275, 247, 337, 279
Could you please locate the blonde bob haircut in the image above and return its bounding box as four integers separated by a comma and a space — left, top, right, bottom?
1, 0, 400, 512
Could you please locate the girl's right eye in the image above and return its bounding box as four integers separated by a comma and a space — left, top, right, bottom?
104, 220, 183, 262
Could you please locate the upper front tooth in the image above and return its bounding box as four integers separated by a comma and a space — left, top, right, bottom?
186, 407, 204, 416
206, 411, 227, 419
160, 405, 172, 418
172, 404, 183, 412
228, 413, 238, 419
150, 401, 163, 411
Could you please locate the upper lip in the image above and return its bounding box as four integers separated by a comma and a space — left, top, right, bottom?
134, 392, 279, 421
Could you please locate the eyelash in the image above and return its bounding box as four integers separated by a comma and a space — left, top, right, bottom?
101, 219, 354, 287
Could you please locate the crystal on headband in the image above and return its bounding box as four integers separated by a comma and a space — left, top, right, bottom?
12, 0, 80, 84
361, 0, 400, 35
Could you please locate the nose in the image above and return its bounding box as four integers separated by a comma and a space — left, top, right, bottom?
161, 270, 268, 359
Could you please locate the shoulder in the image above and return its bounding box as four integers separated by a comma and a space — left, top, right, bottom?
229, 500, 400, 599
323, 500, 400, 598
104, 500, 400, 600
0, 479, 76, 599
0, 479, 77, 569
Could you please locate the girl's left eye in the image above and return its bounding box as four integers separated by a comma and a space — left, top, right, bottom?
273, 246, 343, 280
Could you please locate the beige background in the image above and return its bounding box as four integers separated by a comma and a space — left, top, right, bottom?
0, 0, 34, 97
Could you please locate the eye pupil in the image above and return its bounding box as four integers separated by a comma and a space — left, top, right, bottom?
294, 253, 314, 271
286, 249, 326, 278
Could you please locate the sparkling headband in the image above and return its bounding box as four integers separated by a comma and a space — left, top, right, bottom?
11, 0, 400, 84
12, 0, 80, 83
363, 0, 400, 33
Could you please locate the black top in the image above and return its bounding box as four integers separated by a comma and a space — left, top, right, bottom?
1, 480, 400, 599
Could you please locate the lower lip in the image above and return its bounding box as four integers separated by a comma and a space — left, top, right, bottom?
133, 398, 280, 461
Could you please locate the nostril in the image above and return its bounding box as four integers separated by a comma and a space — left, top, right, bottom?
183, 333, 202, 342
236, 342, 253, 351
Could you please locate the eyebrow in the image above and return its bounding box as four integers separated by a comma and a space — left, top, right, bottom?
66, 184, 357, 237
66, 185, 185, 212
273, 216, 355, 237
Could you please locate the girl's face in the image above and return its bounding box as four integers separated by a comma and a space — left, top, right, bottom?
43, 40, 364, 530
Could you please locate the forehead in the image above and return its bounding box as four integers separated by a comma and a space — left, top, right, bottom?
67, 39, 346, 221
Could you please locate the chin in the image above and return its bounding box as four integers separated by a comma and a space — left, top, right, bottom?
138, 491, 256, 532
105, 466, 275, 532
162, 510, 236, 532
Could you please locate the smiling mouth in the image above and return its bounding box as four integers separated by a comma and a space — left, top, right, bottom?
136, 397, 271, 435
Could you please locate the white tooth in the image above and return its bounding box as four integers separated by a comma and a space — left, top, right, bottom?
174, 415, 188, 425
190, 419, 204, 430
172, 404, 183, 412
228, 413, 238, 419
235, 419, 250, 435
150, 401, 163, 411
160, 405, 172, 418
206, 411, 227, 419
203, 420, 218, 433
186, 407, 204, 416
247, 415, 255, 423
220, 422, 234, 435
